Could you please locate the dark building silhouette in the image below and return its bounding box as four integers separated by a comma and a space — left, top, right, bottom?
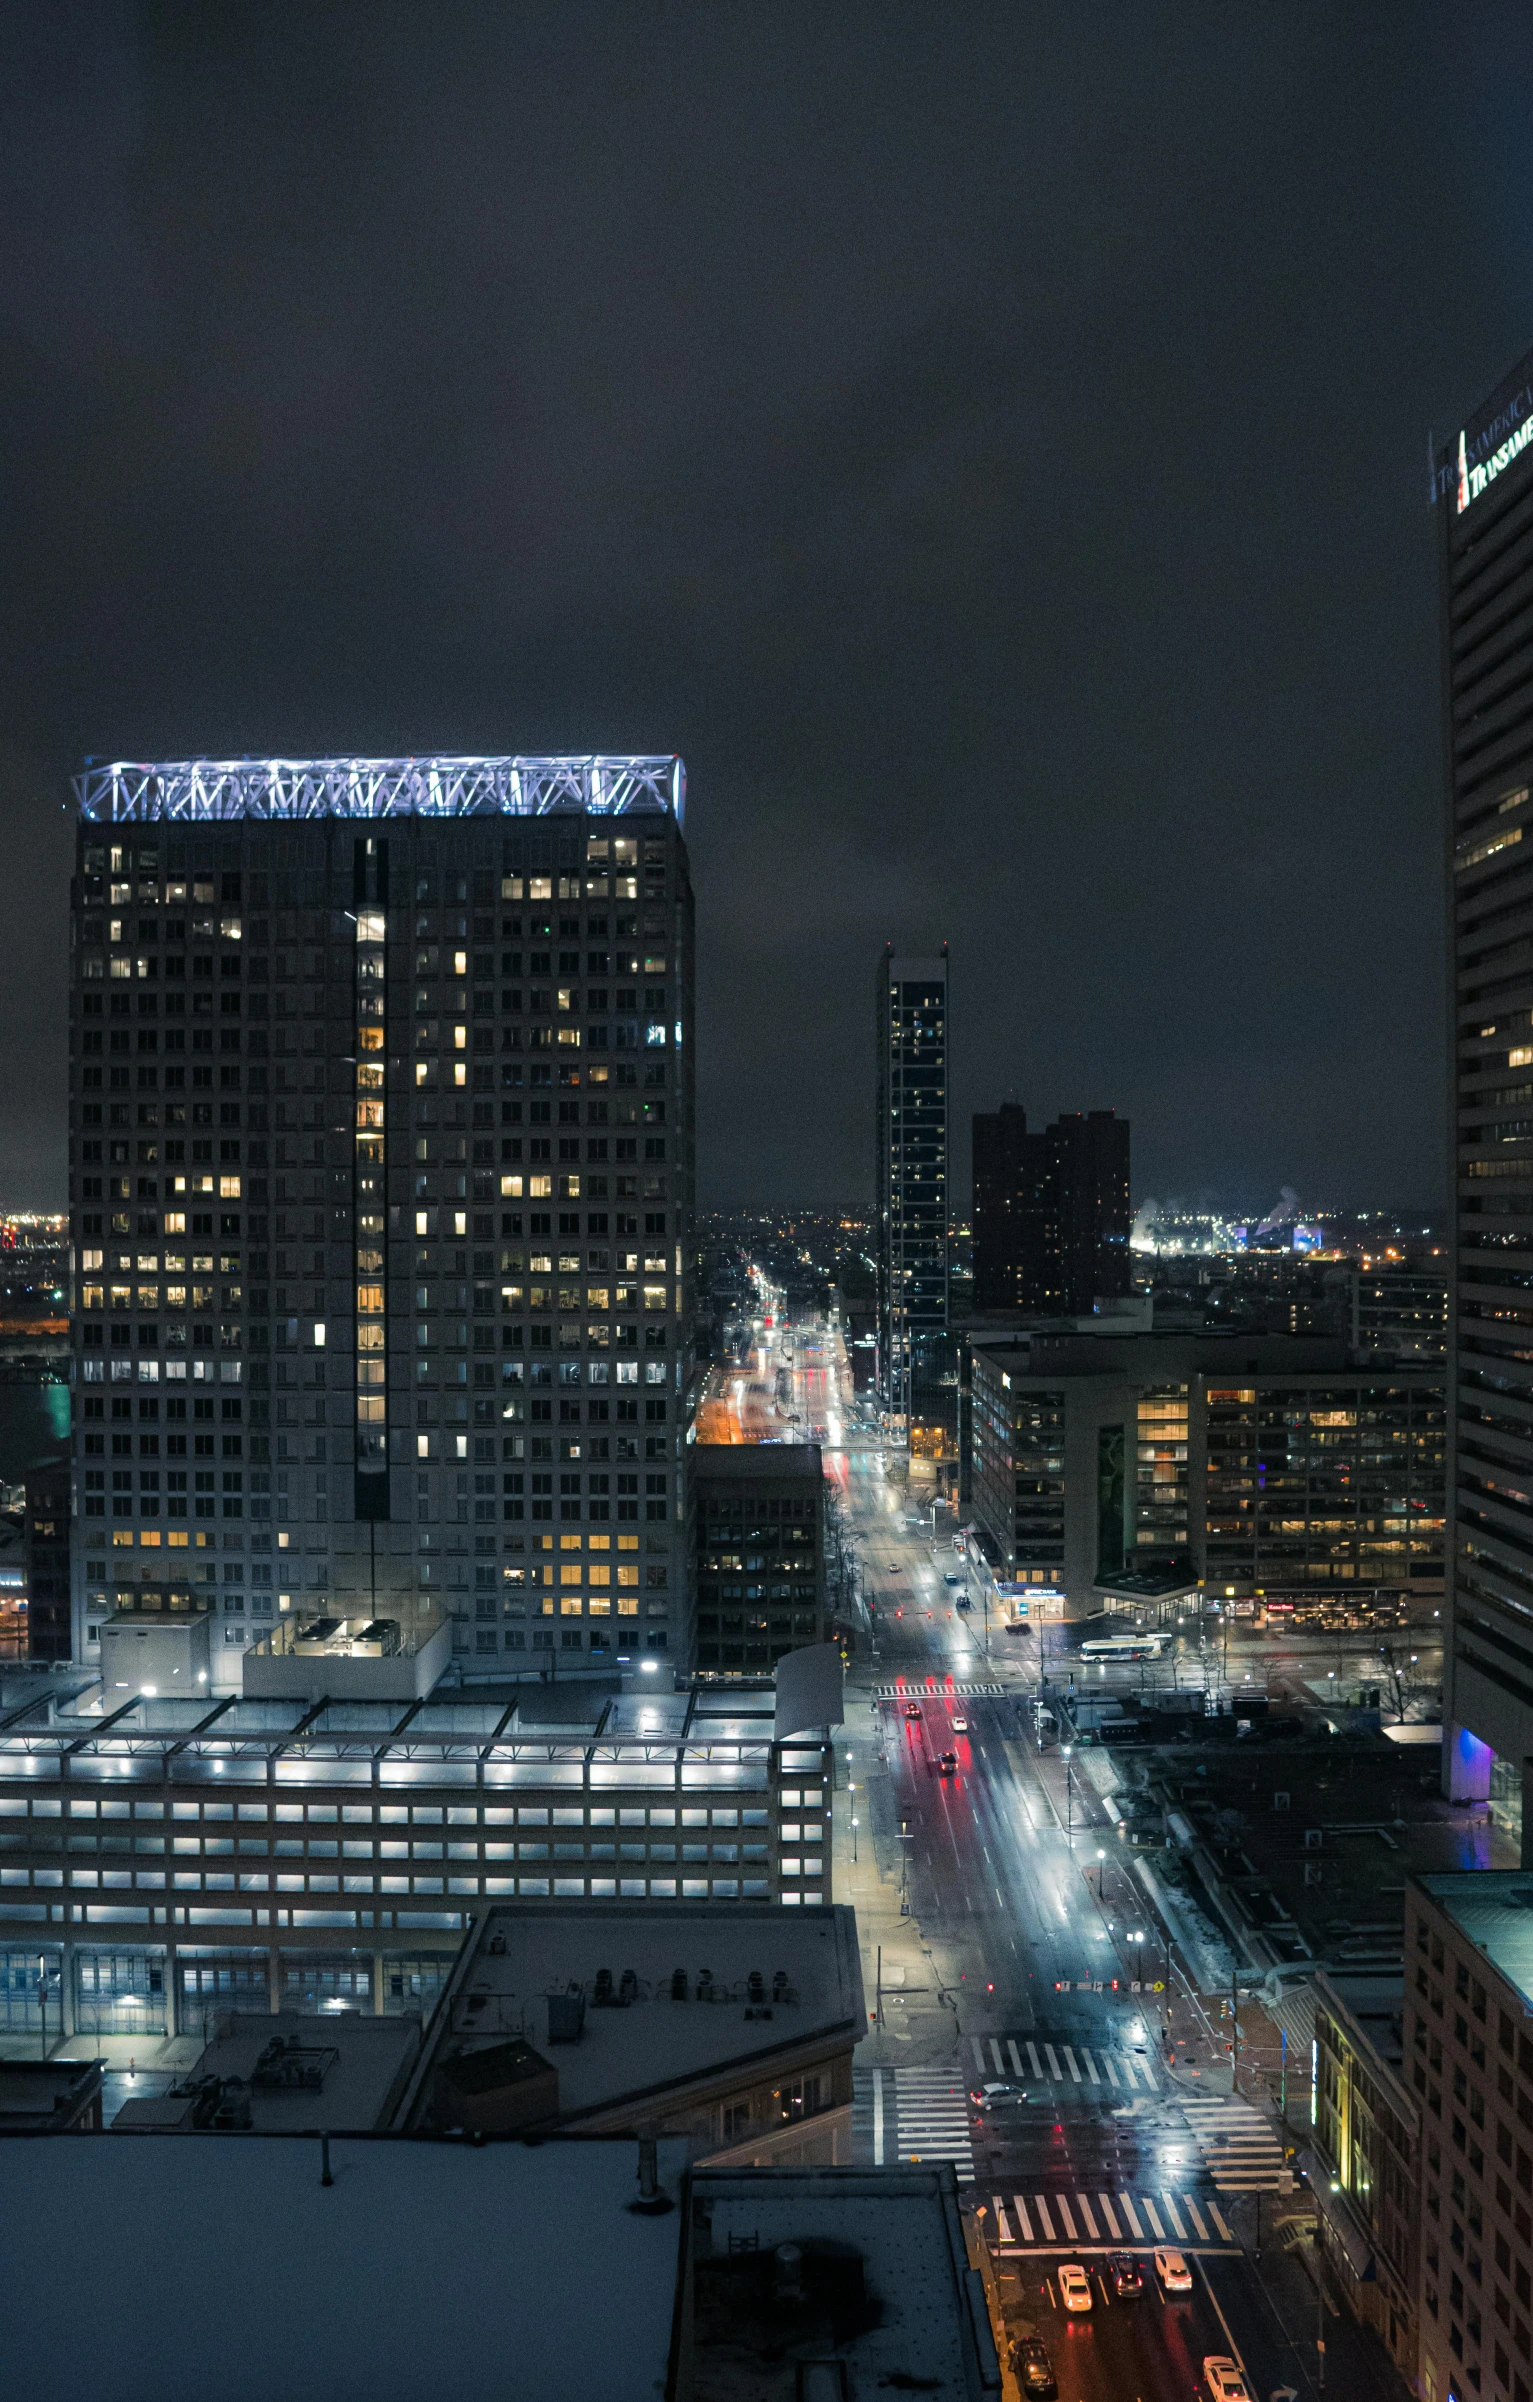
970, 1106, 1130, 1316
971, 1103, 1046, 1309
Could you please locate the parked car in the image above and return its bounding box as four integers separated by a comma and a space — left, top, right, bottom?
1203, 2360, 1251, 2402
1011, 2337, 1057, 2396
1057, 2265, 1092, 2313
1154, 2249, 1192, 2295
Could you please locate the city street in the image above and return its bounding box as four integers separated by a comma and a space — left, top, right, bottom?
726, 1298, 1412, 2402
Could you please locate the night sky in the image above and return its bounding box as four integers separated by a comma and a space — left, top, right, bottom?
3, 6, 1532, 1215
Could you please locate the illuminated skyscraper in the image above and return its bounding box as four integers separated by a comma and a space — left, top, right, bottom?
874, 945, 952, 1477
68, 757, 695, 1682
1437, 347, 1533, 1848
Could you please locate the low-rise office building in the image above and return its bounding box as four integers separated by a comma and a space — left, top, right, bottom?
967, 1330, 1444, 1620
1406, 1872, 1533, 2402
23, 1456, 71, 1663
692, 1443, 826, 1675
398, 1897, 862, 2161
1310, 1969, 1421, 2387
0, 1676, 832, 2046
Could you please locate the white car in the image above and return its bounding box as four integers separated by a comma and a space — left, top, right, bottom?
1057, 2264, 1093, 2314
1155, 2248, 1192, 2294
1203, 2360, 1251, 2402
952, 1716, 969, 1733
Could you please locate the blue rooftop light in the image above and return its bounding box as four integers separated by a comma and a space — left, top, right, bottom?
74, 753, 685, 826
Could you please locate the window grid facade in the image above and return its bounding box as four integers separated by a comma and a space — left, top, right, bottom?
69, 796, 698, 1673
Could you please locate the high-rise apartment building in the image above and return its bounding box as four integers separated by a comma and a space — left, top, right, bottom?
969, 1104, 1130, 1315
68, 756, 696, 1682
1437, 347, 1533, 1839
874, 947, 952, 1473
971, 1102, 1045, 1309
1045, 1110, 1131, 1313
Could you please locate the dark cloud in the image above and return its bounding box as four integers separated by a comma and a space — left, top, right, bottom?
1, 1, 1530, 1210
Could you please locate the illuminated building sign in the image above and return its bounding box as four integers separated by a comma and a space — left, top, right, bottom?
1457, 399, 1533, 513
1434, 356, 1533, 514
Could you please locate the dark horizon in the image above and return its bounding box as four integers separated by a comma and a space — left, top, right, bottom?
4, 9, 1533, 1214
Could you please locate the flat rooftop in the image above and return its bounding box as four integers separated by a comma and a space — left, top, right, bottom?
112, 2013, 421, 2134
693, 1444, 824, 1485
691, 2167, 994, 2399
1417, 1872, 1533, 2006
406, 1901, 864, 2126
0, 2134, 688, 2402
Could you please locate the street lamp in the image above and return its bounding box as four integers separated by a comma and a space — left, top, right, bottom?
1130, 1928, 1145, 1985
1096, 1845, 1106, 1898
851, 1815, 859, 1864
1061, 1743, 1074, 1845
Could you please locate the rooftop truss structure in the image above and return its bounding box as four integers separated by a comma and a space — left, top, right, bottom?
0, 1685, 794, 1779
74, 754, 685, 827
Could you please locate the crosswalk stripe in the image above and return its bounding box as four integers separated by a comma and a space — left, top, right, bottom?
872, 2068, 884, 2164
1008, 2039, 1024, 2077
1027, 2042, 1044, 2078
1033, 2195, 1055, 2240
1118, 2195, 1142, 2237
1104, 2056, 1121, 2088
991, 2038, 1004, 2072
1076, 2195, 1098, 2238
972, 2037, 985, 2069
1184, 2198, 1208, 2240
1063, 2045, 1082, 2082
1142, 2197, 1165, 2238
992, 2197, 1013, 2242
1055, 2196, 1077, 2238
1210, 2202, 1234, 2242
1162, 2194, 1185, 2238
1097, 2194, 1120, 2238
1013, 2194, 1034, 2241
1083, 2049, 1101, 2084
1044, 2043, 1061, 2077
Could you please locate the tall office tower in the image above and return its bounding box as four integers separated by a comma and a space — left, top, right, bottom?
874, 947, 950, 1465
68, 756, 696, 1685
1042, 1110, 1131, 1314
1437, 347, 1533, 1843
971, 1102, 1047, 1309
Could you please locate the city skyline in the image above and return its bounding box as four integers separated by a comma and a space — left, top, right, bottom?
3, 13, 1533, 1212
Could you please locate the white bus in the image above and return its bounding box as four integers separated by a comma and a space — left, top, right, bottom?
1078, 1632, 1171, 1663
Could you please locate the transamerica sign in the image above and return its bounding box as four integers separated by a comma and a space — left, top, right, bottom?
1458, 391, 1533, 513
1435, 358, 1533, 514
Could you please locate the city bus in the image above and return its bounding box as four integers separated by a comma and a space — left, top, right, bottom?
1078, 1632, 1172, 1663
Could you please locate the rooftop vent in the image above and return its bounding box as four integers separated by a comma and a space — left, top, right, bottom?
250, 2037, 340, 2092
546, 1985, 586, 2044
670, 1968, 688, 2001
